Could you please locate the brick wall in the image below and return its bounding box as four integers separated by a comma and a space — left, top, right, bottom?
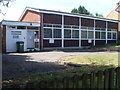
20, 10, 40, 22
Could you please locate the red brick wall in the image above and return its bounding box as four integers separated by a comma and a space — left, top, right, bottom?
81, 18, 94, 27
20, 10, 40, 22
2, 25, 6, 53
95, 20, 106, 28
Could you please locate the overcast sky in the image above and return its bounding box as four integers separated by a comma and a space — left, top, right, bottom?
0, 0, 119, 21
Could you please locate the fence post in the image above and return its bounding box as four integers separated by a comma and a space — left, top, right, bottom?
97, 71, 103, 89
73, 75, 80, 88
90, 72, 96, 89
82, 74, 87, 88
104, 69, 110, 89
109, 68, 115, 88
63, 77, 70, 89
116, 67, 120, 89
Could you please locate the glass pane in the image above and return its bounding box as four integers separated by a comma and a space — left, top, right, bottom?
17, 26, 26, 29
44, 24, 52, 27
72, 30, 79, 38
44, 28, 52, 38
101, 32, 106, 39
95, 28, 100, 30
27, 27, 39, 30
107, 32, 111, 39
11, 31, 21, 35
53, 25, 62, 28
88, 31, 93, 39
88, 27, 94, 30
81, 31, 87, 38
54, 29, 61, 38
8, 26, 16, 29
64, 25, 71, 28
95, 32, 100, 39
72, 26, 79, 29
81, 26, 87, 29
113, 33, 117, 39
64, 29, 71, 38
101, 28, 106, 31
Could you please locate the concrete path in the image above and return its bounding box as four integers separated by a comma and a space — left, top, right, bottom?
2, 51, 118, 79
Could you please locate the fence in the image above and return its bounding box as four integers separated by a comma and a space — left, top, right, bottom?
3, 67, 120, 89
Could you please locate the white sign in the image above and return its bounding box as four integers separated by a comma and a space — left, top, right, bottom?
49, 39, 54, 43
88, 39, 92, 43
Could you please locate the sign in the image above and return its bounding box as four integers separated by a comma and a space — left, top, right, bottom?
49, 39, 54, 43
88, 39, 92, 43
13, 35, 19, 39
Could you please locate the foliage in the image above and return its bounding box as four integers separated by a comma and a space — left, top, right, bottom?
71, 5, 103, 17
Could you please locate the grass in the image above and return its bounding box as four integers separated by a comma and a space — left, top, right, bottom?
60, 54, 118, 66
3, 53, 119, 88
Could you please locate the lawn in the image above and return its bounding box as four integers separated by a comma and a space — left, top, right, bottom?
60, 53, 118, 66
3, 53, 119, 87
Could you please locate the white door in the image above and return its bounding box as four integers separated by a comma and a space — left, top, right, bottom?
27, 31, 35, 49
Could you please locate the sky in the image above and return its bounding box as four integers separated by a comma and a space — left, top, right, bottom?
0, 0, 119, 21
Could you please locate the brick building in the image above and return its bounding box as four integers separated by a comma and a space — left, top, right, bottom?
0, 7, 119, 52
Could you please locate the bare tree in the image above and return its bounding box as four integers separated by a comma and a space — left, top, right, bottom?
0, 0, 15, 15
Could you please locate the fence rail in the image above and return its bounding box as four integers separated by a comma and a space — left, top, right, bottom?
3, 67, 120, 89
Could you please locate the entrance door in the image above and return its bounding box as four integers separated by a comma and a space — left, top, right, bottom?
27, 31, 35, 49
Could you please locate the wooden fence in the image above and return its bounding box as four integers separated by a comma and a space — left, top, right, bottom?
3, 67, 120, 89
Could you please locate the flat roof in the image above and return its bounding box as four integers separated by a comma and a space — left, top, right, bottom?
1, 20, 40, 26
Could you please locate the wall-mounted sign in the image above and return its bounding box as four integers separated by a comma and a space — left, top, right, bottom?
88, 39, 92, 43
13, 35, 19, 39
49, 39, 54, 43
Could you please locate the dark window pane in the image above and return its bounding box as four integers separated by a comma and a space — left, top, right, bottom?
95, 32, 100, 39
101, 32, 106, 39
54, 29, 61, 38
72, 30, 79, 38
44, 28, 52, 38
17, 26, 26, 29
88, 31, 93, 39
81, 31, 87, 38
64, 30, 71, 38
107, 32, 111, 39
27, 27, 38, 30
113, 33, 116, 39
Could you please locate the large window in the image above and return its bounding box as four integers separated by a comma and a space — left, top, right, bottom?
88, 31, 93, 39
107, 32, 111, 39
44, 28, 52, 38
64, 29, 71, 38
101, 32, 106, 39
95, 32, 100, 39
72, 30, 79, 38
54, 29, 61, 38
81, 31, 87, 39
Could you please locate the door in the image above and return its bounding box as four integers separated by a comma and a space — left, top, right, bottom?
27, 31, 35, 49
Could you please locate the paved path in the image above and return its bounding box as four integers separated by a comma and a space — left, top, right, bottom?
3, 51, 117, 79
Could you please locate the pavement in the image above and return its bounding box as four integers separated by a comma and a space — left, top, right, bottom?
2, 50, 118, 79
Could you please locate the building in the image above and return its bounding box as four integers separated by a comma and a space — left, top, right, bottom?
1, 7, 119, 53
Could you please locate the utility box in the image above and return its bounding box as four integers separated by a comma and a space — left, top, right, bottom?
16, 41, 24, 53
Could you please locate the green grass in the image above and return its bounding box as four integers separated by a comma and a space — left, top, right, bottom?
60, 54, 118, 66
111, 45, 120, 47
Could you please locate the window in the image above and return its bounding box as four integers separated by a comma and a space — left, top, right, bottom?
17, 26, 26, 29
88, 31, 93, 39
27, 27, 39, 30
8, 26, 16, 29
44, 24, 52, 27
54, 29, 61, 38
113, 33, 117, 39
95, 28, 101, 30
107, 32, 111, 39
64, 25, 71, 28
95, 32, 100, 39
53, 25, 61, 28
88, 27, 94, 30
81, 26, 87, 29
44, 28, 52, 38
72, 30, 79, 38
72, 26, 79, 29
81, 31, 87, 38
64, 29, 71, 38
101, 32, 106, 39
11, 31, 21, 35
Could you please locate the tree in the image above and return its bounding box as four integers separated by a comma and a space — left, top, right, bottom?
0, 0, 15, 15
71, 5, 103, 17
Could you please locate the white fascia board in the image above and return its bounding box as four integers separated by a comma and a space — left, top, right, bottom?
39, 10, 119, 23
2, 20, 40, 26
